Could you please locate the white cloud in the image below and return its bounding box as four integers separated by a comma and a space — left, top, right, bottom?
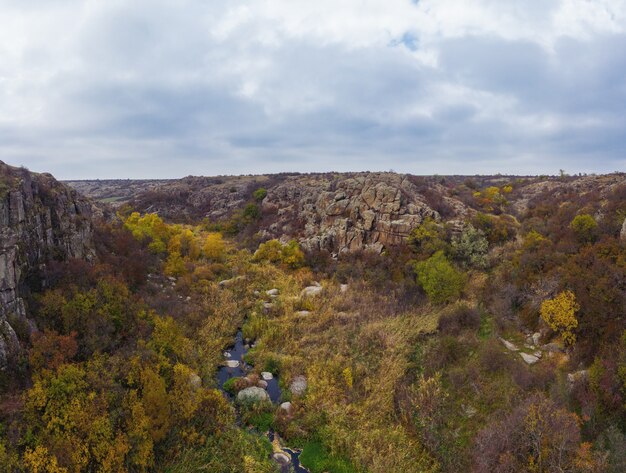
0, 0, 625, 178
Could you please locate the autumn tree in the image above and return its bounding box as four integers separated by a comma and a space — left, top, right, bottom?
124, 212, 170, 253
253, 239, 304, 269
415, 251, 466, 305
29, 330, 78, 372
203, 232, 226, 260
570, 214, 598, 243
540, 290, 579, 345
407, 218, 446, 257
474, 394, 588, 473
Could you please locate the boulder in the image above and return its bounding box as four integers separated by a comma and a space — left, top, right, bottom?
301, 285, 323, 297
257, 380, 268, 389
542, 343, 564, 353
532, 332, 541, 346
280, 402, 293, 413
520, 352, 540, 365
225, 360, 240, 368
499, 338, 519, 352
237, 387, 270, 404
621, 217, 626, 242
218, 276, 243, 287
567, 370, 589, 386
290, 375, 307, 395
266, 288, 279, 297
294, 310, 311, 317
261, 371, 274, 380
188, 373, 202, 389
272, 452, 291, 465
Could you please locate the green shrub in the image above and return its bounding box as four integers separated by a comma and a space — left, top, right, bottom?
222, 377, 239, 394
570, 214, 598, 243
248, 411, 274, 431
253, 187, 267, 201
299, 442, 357, 473
414, 251, 466, 305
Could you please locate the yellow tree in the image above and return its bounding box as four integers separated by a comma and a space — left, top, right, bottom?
203, 232, 226, 261
540, 290, 580, 345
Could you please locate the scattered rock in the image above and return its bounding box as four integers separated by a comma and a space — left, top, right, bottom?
266, 288, 279, 297
520, 352, 540, 365
542, 343, 564, 353
261, 371, 274, 381
462, 405, 477, 418
225, 360, 240, 368
223, 351, 231, 358
567, 370, 589, 386
301, 285, 323, 297
340, 284, 349, 293
621, 217, 626, 242
218, 276, 243, 287
272, 452, 291, 465
295, 310, 311, 317
188, 373, 202, 389
500, 338, 519, 352
532, 332, 541, 346
290, 375, 307, 395
263, 302, 274, 311
237, 386, 270, 404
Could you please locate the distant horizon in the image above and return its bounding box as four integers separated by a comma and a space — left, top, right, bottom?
2, 158, 623, 182
1, 1, 625, 179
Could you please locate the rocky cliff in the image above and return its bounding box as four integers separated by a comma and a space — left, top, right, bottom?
67, 172, 626, 255
68, 172, 471, 253
0, 162, 95, 369
260, 173, 468, 253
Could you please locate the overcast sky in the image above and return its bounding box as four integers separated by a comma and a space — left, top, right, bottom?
1, 0, 625, 178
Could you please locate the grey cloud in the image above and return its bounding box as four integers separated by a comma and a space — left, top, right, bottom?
0, 1, 624, 178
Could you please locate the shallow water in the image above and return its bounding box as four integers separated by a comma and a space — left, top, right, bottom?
217, 330, 248, 394
218, 330, 309, 472
268, 430, 310, 473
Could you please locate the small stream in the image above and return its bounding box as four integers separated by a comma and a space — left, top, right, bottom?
218, 330, 310, 473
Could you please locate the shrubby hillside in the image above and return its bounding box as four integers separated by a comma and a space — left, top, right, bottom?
0, 165, 625, 472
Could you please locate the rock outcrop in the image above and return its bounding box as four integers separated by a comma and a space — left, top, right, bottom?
68, 171, 626, 254
261, 173, 465, 253
0, 162, 95, 369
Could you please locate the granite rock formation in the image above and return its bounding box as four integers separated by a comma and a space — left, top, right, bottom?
0, 162, 95, 369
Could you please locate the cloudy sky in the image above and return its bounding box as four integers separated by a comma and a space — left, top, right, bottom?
1, 0, 625, 178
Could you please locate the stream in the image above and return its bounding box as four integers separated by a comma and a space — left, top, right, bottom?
218, 330, 310, 473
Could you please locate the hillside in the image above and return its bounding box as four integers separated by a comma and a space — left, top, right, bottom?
0, 166, 624, 472
67, 172, 625, 253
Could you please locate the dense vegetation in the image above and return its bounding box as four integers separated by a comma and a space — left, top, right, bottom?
1, 177, 625, 472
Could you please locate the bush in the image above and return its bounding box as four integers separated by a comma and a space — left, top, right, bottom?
570, 214, 598, 243
540, 290, 579, 345
415, 251, 466, 305
252, 188, 267, 201
451, 224, 489, 269
300, 442, 356, 473
438, 303, 481, 335
253, 239, 305, 269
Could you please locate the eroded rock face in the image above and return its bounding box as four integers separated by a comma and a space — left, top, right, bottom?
262, 173, 462, 253
0, 162, 95, 369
